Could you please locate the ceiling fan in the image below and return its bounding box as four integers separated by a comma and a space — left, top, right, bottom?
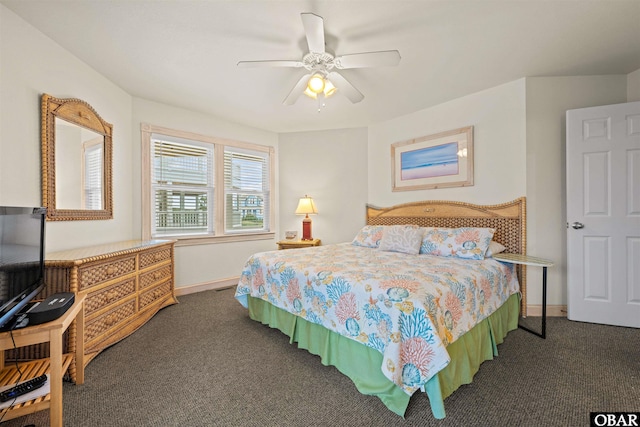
237, 13, 401, 105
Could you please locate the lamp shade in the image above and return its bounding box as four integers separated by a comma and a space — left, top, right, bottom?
307, 74, 325, 94
295, 196, 318, 216
323, 79, 336, 97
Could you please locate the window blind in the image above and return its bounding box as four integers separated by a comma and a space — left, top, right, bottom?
83, 142, 103, 210
223, 147, 269, 232
151, 136, 214, 236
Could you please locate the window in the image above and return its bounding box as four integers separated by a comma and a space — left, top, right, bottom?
81, 138, 104, 210
151, 137, 214, 236
141, 124, 274, 244
224, 148, 269, 233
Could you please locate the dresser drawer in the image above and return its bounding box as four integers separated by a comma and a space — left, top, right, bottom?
139, 265, 172, 290
139, 246, 172, 270
78, 255, 136, 290
85, 298, 136, 347
84, 278, 136, 316
139, 281, 172, 311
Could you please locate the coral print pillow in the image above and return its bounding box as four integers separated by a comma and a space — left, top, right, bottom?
420, 227, 495, 260
352, 225, 385, 248
378, 225, 424, 255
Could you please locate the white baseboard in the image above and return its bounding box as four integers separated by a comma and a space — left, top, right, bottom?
526, 304, 567, 317
174, 276, 239, 296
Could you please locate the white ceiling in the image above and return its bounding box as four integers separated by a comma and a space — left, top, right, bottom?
2, 0, 639, 133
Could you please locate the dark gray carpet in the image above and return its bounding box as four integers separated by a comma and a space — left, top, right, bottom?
2, 287, 638, 426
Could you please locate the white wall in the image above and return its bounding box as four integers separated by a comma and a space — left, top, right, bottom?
629, 68, 640, 102
131, 98, 279, 289
0, 6, 280, 291
3, 3, 636, 303
279, 127, 368, 244
0, 5, 134, 251
367, 80, 545, 302
54, 125, 83, 208
525, 75, 627, 307
368, 76, 630, 309
367, 79, 527, 207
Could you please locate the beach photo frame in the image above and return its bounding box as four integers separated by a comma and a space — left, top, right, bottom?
391, 126, 473, 191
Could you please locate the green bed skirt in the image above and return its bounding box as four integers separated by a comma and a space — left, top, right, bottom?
247, 293, 520, 419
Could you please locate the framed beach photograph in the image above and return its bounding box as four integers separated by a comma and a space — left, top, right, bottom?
391, 126, 473, 191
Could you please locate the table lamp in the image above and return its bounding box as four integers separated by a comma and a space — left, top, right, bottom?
295, 195, 318, 240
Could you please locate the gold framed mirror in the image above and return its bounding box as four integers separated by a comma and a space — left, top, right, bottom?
41, 94, 113, 221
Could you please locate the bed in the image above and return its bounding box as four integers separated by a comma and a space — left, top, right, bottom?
234, 198, 527, 419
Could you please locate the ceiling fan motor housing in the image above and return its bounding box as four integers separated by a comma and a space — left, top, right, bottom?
302, 52, 335, 74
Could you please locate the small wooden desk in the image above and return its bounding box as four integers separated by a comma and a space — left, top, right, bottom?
0, 294, 85, 426
277, 238, 321, 250
493, 253, 554, 339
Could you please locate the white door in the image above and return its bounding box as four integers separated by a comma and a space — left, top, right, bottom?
566, 101, 640, 328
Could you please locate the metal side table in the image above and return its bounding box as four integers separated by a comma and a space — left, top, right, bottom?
493, 253, 554, 339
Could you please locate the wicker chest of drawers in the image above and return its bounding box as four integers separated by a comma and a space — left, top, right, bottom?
18, 240, 177, 381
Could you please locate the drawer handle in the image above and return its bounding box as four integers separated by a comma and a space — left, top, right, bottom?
154, 253, 163, 261
106, 266, 116, 275
154, 272, 162, 280
107, 290, 117, 302
105, 314, 116, 326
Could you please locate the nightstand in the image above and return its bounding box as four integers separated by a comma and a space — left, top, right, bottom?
493, 253, 554, 339
277, 238, 321, 250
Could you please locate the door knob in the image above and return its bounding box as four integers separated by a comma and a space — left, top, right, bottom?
571, 222, 584, 229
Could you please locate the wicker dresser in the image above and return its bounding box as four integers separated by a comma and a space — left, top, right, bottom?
10, 240, 177, 381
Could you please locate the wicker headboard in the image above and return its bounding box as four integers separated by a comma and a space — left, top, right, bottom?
366, 197, 527, 315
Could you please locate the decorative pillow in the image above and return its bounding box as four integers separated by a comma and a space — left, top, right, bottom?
485, 240, 506, 258
351, 225, 385, 248
378, 225, 423, 255
420, 227, 495, 260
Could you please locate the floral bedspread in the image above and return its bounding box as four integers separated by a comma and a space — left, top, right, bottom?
234, 243, 519, 395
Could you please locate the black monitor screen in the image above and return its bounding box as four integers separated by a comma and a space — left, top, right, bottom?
0, 207, 46, 328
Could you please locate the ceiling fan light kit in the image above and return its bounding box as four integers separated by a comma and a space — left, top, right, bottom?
302, 73, 337, 112
237, 13, 401, 107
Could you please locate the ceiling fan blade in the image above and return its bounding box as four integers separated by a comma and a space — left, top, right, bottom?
334, 50, 401, 69
237, 60, 303, 68
301, 13, 325, 54
327, 71, 364, 103
283, 73, 312, 105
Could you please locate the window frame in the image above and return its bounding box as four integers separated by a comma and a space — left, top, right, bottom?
141, 123, 275, 246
